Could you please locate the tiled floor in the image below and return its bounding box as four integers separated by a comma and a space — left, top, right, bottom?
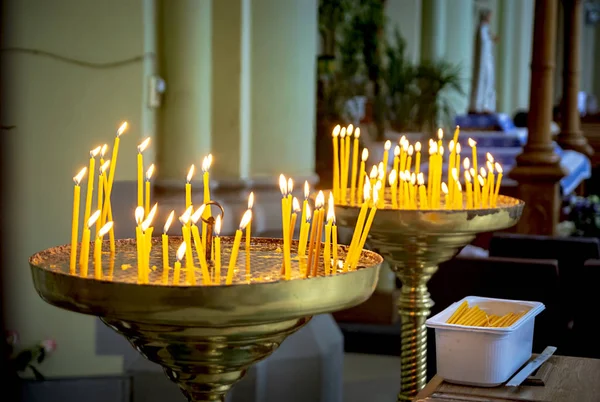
343, 353, 402, 402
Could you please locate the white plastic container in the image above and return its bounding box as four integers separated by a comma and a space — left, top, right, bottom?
426, 296, 545, 387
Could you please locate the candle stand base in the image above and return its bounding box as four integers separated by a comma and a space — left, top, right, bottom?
336, 195, 524, 401
29, 238, 382, 402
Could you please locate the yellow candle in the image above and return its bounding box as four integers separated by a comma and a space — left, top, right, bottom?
96, 161, 110, 233
447, 140, 455, 204
311, 206, 326, 278
414, 142, 422, 176
173, 241, 186, 285
409, 173, 417, 209
344, 182, 370, 271
493, 163, 503, 207
226, 210, 252, 285
324, 197, 334, 275
99, 144, 108, 174
345, 125, 352, 201
280, 175, 292, 279
245, 192, 255, 280
81, 210, 101, 278
418, 173, 428, 209
161, 211, 174, 284
487, 161, 495, 208
102, 122, 127, 224
480, 167, 489, 207
290, 197, 300, 240
377, 163, 385, 207
390, 169, 398, 209
399, 138, 408, 173
392, 145, 400, 181
306, 207, 320, 276
307, 193, 325, 277
179, 207, 194, 279
298, 205, 311, 257
427, 142, 437, 204
301, 181, 309, 225
339, 128, 347, 204
214, 215, 222, 285
332, 218, 338, 268
332, 125, 341, 202
351, 191, 379, 270
469, 138, 479, 207
357, 148, 368, 205
134, 207, 145, 282
350, 127, 360, 206
81, 146, 101, 265
454, 181, 463, 209
185, 164, 195, 211
406, 144, 413, 174
478, 174, 486, 208
137, 137, 150, 208
442, 182, 449, 209
144, 164, 154, 218
455, 143, 462, 187
465, 171, 473, 209
201, 155, 212, 249
70, 167, 87, 275
381, 140, 391, 189
190, 222, 208, 285
437, 128, 444, 149
94, 221, 113, 280
140, 204, 157, 284
403, 171, 410, 208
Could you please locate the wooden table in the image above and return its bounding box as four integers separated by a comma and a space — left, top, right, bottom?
414, 355, 600, 402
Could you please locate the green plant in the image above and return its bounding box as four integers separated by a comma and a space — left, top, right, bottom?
6, 331, 56, 380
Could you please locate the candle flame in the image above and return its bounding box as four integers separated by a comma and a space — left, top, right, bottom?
117, 122, 128, 137
327, 195, 335, 223
248, 191, 255, 209
164, 210, 175, 234
486, 152, 494, 163
340, 127, 346, 138
202, 155, 212, 172
400, 135, 406, 145
363, 181, 371, 201
389, 169, 397, 186
456, 181, 462, 192
463, 157, 470, 170
415, 141, 422, 152
215, 214, 222, 236
304, 181, 310, 199
417, 172, 425, 186
73, 167, 87, 185
98, 221, 113, 238
293, 196, 301, 212
354, 127, 360, 139
439, 146, 444, 156
437, 128, 443, 140
191, 204, 206, 224
480, 167, 487, 178
176, 241, 187, 261
468, 138, 477, 147
332, 125, 340, 137
347, 124, 354, 136
456, 143, 462, 154
487, 160, 494, 172
399, 171, 405, 181
90, 146, 102, 158
369, 165, 378, 179
372, 187, 379, 205
408, 145, 414, 156
430, 142, 438, 154
402, 141, 409, 151
384, 140, 391, 151
306, 204, 312, 222
478, 175, 485, 187
495, 162, 503, 173
146, 163, 155, 180
137, 137, 151, 153
465, 171, 472, 183
135, 206, 145, 225
470, 167, 476, 177
377, 163, 385, 181
100, 144, 108, 158
239, 209, 252, 230
394, 145, 400, 157
279, 174, 288, 196
316, 190, 325, 208
452, 168, 458, 181
287, 178, 293, 194
142, 203, 158, 230
186, 164, 195, 183
88, 210, 101, 228
100, 160, 111, 174
362, 148, 369, 161
441, 182, 448, 195
179, 206, 193, 225
410, 172, 416, 185
449, 140, 455, 152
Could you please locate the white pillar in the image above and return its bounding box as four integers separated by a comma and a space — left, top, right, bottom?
420, 0, 446, 62
497, 0, 518, 114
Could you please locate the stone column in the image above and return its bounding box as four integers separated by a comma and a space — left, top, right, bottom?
509, 0, 566, 236
420, 0, 446, 62
557, 0, 593, 156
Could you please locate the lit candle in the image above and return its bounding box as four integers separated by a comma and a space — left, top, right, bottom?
399, 137, 408, 173
382, 140, 391, 189
81, 146, 101, 268
179, 206, 195, 283
70, 167, 87, 275
190, 205, 209, 285
279, 175, 292, 279
465, 171, 473, 209
137, 137, 151, 209
434, 145, 445, 209
414, 142, 422, 176
427, 142, 437, 204
332, 125, 341, 202
437, 128, 444, 149
201, 155, 213, 250
350, 128, 361, 206
290, 197, 300, 240
173, 241, 186, 285
94, 221, 113, 279
377, 162, 385, 207
214, 215, 222, 285
442, 182, 449, 209
493, 163, 503, 207
81, 210, 101, 278
392, 145, 400, 181
487, 153, 495, 202
301, 181, 309, 227
455, 143, 462, 187
140, 203, 157, 284
99, 144, 108, 166
418, 173, 428, 209
480, 167, 488, 207
246, 192, 255, 281
403, 171, 410, 208
447, 140, 455, 203
298, 205, 311, 257
345, 125, 352, 203
103, 122, 127, 224
469, 138, 479, 207
344, 181, 370, 271
398, 171, 406, 208
96, 161, 110, 233
454, 181, 463, 210
135, 207, 145, 283
339, 127, 347, 204
390, 169, 398, 209
98, 144, 109, 225
307, 191, 325, 277
185, 164, 195, 211
145, 164, 155, 218
406, 144, 414, 174
324, 195, 334, 275
351, 190, 379, 270
162, 210, 174, 284
226, 210, 253, 285
478, 173, 486, 208
409, 173, 417, 209
332, 206, 338, 269
357, 148, 368, 205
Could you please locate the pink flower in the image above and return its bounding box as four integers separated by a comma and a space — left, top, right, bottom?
40, 339, 57, 353
5, 331, 19, 346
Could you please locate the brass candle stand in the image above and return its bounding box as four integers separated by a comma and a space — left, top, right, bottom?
335, 193, 524, 401
30, 237, 383, 402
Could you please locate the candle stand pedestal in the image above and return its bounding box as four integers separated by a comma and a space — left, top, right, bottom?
335, 195, 524, 401
30, 238, 382, 402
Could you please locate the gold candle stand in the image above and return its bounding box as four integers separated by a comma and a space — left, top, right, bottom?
335, 194, 524, 401
30, 237, 383, 402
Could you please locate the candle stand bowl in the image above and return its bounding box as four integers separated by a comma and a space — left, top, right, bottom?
29, 237, 382, 402
334, 194, 524, 401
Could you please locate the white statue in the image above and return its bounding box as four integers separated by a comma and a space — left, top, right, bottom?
469, 9, 498, 114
